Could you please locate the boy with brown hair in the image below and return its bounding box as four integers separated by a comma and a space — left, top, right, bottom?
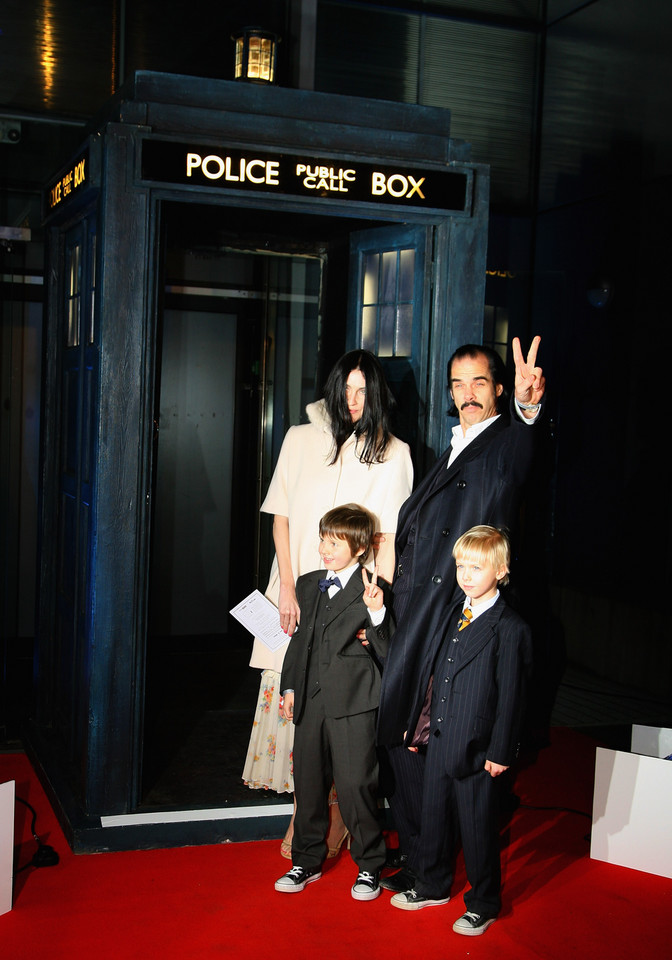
274, 503, 393, 901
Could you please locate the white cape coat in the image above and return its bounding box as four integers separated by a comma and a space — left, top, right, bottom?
249, 399, 413, 671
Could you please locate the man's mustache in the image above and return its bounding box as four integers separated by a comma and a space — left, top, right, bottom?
460, 401, 483, 410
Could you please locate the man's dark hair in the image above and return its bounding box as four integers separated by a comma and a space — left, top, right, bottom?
446, 343, 508, 416
323, 350, 395, 465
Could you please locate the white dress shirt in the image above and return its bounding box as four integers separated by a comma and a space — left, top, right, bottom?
448, 400, 539, 467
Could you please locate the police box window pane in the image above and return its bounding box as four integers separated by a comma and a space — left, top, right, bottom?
398, 248, 415, 302
363, 254, 380, 305
380, 250, 397, 302
66, 243, 81, 348
67, 300, 79, 349
361, 305, 377, 351
396, 303, 413, 356
88, 232, 97, 345
379, 304, 395, 356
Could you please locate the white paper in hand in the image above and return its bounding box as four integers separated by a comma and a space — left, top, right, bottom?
230, 590, 290, 651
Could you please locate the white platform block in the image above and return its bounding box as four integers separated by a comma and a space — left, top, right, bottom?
591, 725, 672, 879
0, 780, 15, 916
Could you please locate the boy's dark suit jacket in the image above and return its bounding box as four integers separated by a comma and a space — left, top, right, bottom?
281, 567, 393, 725
411, 596, 533, 776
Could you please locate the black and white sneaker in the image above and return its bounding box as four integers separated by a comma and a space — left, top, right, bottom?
274, 865, 322, 893
351, 870, 381, 901
390, 889, 450, 911
452, 911, 496, 936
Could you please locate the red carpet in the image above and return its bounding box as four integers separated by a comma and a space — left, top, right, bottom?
2, 728, 670, 960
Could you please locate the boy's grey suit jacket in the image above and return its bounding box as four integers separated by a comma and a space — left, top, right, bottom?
281, 568, 393, 724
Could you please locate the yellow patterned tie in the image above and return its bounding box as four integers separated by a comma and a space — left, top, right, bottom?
458, 608, 473, 631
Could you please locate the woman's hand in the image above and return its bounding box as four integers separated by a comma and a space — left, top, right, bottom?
273, 515, 300, 634
373, 532, 395, 583
278, 582, 300, 635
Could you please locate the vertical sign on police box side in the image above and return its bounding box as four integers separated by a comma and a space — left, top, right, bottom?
45, 150, 90, 213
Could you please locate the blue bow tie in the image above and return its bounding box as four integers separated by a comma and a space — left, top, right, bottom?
318, 576, 342, 593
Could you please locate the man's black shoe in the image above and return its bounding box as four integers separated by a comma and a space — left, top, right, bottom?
379, 866, 416, 892
385, 847, 406, 869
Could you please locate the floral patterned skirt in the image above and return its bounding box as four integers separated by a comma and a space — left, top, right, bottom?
242, 669, 295, 794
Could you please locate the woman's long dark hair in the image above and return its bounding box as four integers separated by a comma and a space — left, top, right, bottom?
323, 350, 395, 465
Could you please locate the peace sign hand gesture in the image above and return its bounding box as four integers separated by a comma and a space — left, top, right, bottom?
361, 565, 384, 613
513, 335, 545, 410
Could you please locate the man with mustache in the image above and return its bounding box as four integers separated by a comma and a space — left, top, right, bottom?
377, 336, 546, 902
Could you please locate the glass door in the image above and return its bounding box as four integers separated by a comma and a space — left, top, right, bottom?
141, 210, 327, 809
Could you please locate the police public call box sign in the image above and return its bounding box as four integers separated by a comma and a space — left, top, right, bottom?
141, 140, 469, 212
45, 149, 89, 212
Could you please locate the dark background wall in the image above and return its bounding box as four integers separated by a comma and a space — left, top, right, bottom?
2, 0, 671, 742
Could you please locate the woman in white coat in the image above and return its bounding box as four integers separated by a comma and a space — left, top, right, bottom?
242, 350, 413, 855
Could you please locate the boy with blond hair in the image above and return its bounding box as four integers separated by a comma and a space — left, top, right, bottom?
390, 525, 532, 936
